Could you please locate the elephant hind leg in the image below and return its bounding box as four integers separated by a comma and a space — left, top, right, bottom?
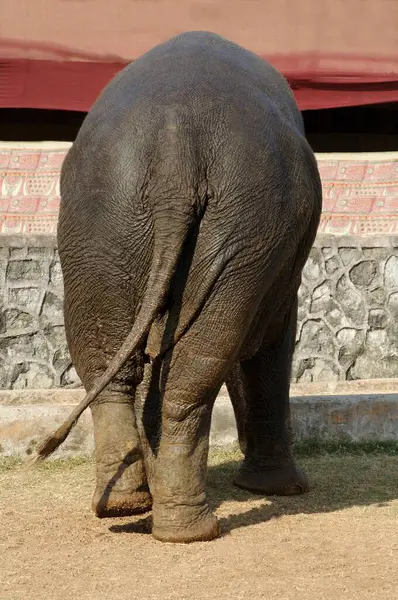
150, 274, 269, 542
229, 296, 309, 496
62, 269, 152, 517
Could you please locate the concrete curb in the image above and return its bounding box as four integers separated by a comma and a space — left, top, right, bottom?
1, 380, 397, 457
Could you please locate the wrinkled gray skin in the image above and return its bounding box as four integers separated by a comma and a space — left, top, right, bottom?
57, 31, 322, 543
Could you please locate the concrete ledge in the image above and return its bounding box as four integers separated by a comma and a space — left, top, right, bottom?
1, 380, 397, 457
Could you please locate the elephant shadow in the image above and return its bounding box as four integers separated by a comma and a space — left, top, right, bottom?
207, 454, 398, 534
109, 453, 398, 536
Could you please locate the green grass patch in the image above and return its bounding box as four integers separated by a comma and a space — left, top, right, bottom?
207, 439, 398, 467
0, 455, 94, 473
1, 439, 397, 475
294, 438, 398, 457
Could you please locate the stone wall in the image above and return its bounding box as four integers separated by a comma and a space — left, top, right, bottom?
0, 237, 74, 389
294, 235, 398, 383
0, 233, 397, 390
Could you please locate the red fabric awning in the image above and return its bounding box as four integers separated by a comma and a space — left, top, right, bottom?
1, 0, 398, 112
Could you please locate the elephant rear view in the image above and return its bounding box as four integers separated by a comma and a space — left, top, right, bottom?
34, 31, 322, 543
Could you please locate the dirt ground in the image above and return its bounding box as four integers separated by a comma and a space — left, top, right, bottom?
1, 449, 397, 600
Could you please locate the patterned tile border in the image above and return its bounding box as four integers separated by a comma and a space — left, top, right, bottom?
316, 152, 398, 235
1, 145, 398, 235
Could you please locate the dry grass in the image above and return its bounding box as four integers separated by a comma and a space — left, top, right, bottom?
1, 446, 397, 600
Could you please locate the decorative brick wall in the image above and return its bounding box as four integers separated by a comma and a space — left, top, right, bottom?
1, 145, 398, 236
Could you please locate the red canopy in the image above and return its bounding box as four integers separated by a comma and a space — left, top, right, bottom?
1, 0, 398, 112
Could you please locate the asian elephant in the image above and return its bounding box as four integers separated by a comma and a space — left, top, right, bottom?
34, 31, 322, 543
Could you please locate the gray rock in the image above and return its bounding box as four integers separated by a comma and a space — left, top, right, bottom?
325, 256, 341, 275
45, 325, 67, 353
40, 291, 64, 323
302, 249, 323, 283
297, 282, 311, 323
349, 260, 378, 289
0, 360, 9, 388
52, 346, 72, 381
311, 281, 343, 328
387, 291, 398, 313
298, 319, 335, 356
338, 247, 362, 266
295, 357, 340, 383
362, 247, 390, 260
27, 247, 53, 259
298, 281, 310, 302
0, 260, 7, 285
7, 287, 41, 315
337, 328, 365, 369
0, 308, 35, 332
311, 281, 330, 307
9, 247, 27, 260
321, 247, 335, 260
350, 328, 398, 379
32, 332, 50, 361
367, 287, 386, 307
62, 365, 82, 387
367, 329, 389, 352
49, 260, 63, 288
368, 308, 388, 330
0, 332, 49, 362
292, 357, 315, 382
0, 334, 35, 360
7, 259, 45, 281
336, 275, 366, 326
11, 362, 54, 389
384, 256, 398, 290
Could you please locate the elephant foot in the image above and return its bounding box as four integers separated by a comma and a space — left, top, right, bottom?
234, 460, 309, 496
92, 486, 152, 518
152, 503, 220, 543
91, 400, 152, 517
93, 455, 152, 518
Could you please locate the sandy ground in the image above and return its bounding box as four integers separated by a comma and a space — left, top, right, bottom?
0, 451, 397, 600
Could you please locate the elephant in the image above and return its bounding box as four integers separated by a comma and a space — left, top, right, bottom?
34, 31, 322, 543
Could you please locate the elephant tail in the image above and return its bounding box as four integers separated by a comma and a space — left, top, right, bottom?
31, 223, 192, 463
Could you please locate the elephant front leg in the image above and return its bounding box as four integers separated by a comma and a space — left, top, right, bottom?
91, 392, 152, 517
233, 297, 309, 496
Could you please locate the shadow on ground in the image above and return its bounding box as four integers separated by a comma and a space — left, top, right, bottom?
109, 454, 398, 536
